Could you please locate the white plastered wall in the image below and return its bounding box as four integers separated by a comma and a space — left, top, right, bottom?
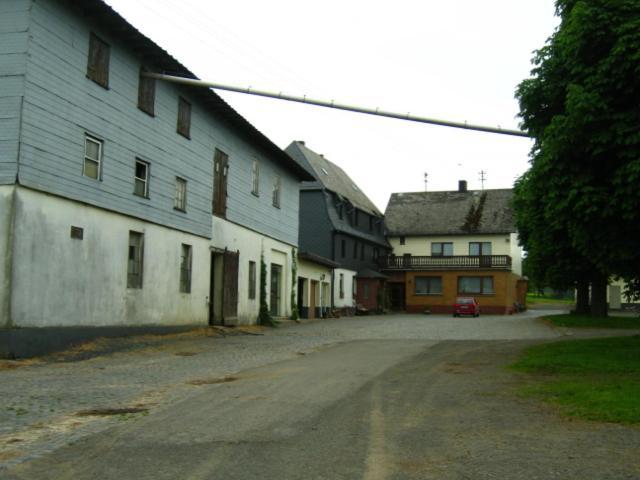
388, 234, 512, 257
211, 215, 295, 324
333, 267, 357, 308
0, 186, 16, 327
11, 187, 211, 327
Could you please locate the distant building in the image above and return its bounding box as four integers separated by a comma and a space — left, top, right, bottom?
382, 181, 527, 314
0, 0, 313, 332
285, 141, 391, 315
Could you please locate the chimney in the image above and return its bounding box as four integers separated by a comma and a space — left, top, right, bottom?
297, 140, 305, 146
458, 180, 467, 192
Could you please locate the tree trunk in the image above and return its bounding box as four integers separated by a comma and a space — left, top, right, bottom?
574, 279, 590, 314
590, 273, 608, 317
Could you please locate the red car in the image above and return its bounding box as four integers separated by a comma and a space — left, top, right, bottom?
453, 297, 480, 317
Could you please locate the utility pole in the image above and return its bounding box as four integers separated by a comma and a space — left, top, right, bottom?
424, 172, 428, 191
479, 170, 487, 190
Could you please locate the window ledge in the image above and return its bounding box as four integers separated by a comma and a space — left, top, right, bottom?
174, 207, 186, 213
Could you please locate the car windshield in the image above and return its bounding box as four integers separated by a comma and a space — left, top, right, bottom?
456, 297, 474, 304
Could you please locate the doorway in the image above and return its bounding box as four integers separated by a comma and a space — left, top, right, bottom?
309, 280, 318, 319
270, 264, 282, 316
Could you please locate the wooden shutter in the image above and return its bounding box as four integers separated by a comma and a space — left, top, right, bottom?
87, 33, 110, 88
213, 149, 228, 217
222, 249, 239, 322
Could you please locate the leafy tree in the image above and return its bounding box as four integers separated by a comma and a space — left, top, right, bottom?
515, 0, 640, 316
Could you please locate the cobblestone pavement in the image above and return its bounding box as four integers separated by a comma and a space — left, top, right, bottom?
0, 309, 582, 468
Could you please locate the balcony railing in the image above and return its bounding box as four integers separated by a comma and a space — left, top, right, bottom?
378, 255, 512, 270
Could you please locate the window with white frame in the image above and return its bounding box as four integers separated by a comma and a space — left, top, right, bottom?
180, 244, 192, 293
251, 160, 260, 196
134, 159, 149, 198
272, 175, 281, 208
174, 177, 187, 211
127, 231, 144, 289
83, 135, 102, 180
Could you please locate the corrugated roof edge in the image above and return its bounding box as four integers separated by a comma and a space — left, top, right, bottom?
73, 0, 314, 181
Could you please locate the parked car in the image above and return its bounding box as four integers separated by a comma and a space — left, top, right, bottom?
453, 297, 480, 317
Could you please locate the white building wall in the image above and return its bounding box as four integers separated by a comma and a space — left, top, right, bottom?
509, 233, 524, 276
333, 267, 357, 309
211, 216, 295, 324
0, 186, 16, 327
388, 234, 512, 256
11, 187, 210, 327
298, 259, 332, 315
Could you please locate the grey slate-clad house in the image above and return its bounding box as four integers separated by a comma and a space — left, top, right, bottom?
0, 0, 313, 345
285, 141, 390, 314
382, 181, 526, 314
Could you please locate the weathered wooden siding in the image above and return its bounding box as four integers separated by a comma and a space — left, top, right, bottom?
0, 0, 30, 185
18, 0, 300, 244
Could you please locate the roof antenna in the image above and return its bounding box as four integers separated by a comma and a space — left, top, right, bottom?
424, 172, 428, 191
479, 170, 487, 190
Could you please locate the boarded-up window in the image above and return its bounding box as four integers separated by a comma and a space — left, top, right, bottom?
138, 70, 155, 116
87, 33, 110, 88
177, 97, 191, 138
127, 231, 144, 289
180, 244, 192, 293
213, 149, 229, 217
174, 177, 187, 211
248, 261, 256, 299
84, 135, 102, 180
134, 159, 149, 197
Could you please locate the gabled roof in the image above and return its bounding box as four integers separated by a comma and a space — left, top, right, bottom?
384, 188, 515, 236
285, 141, 382, 216
68, 0, 313, 181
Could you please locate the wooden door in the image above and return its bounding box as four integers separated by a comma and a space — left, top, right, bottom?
213, 149, 228, 217
222, 249, 239, 323
309, 280, 318, 319
270, 264, 282, 316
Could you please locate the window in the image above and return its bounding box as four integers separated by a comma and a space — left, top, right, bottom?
338, 204, 343, 220
87, 33, 110, 88
177, 97, 191, 138
354, 210, 359, 226
251, 160, 260, 196
272, 175, 281, 208
180, 244, 192, 293
399, 236, 406, 245
83, 135, 102, 180
469, 242, 492, 256
174, 177, 187, 211
353, 241, 358, 259
341, 239, 346, 258
432, 242, 453, 256
138, 69, 155, 116
360, 243, 365, 260
70, 226, 84, 240
352, 275, 357, 298
415, 276, 442, 295
458, 276, 494, 294
369, 216, 374, 231
339, 274, 344, 299
134, 159, 149, 198
248, 261, 257, 299
127, 231, 144, 289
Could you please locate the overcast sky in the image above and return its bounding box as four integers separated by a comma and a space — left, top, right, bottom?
106, 0, 559, 211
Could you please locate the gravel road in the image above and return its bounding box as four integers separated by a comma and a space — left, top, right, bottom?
2, 309, 638, 478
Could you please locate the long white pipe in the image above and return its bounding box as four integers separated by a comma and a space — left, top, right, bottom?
144, 72, 529, 138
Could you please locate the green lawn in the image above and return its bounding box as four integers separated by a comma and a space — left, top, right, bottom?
526, 293, 574, 305
511, 336, 640, 424
544, 313, 640, 329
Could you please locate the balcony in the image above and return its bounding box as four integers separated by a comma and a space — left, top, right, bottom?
378, 255, 512, 271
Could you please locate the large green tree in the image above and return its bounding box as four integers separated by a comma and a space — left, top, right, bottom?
515, 0, 640, 316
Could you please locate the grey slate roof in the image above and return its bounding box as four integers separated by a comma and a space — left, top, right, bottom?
384, 189, 515, 236
74, 0, 313, 181
285, 141, 382, 216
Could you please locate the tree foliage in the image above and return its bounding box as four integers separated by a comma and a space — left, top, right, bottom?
515, 0, 640, 312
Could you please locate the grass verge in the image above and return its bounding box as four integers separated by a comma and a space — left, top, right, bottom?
510, 336, 640, 424
544, 313, 640, 329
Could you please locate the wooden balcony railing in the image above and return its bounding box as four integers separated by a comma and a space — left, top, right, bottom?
378, 255, 512, 270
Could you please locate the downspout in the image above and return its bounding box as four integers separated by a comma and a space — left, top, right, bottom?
2, 188, 18, 328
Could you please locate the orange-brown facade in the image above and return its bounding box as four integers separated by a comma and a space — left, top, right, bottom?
401, 270, 523, 314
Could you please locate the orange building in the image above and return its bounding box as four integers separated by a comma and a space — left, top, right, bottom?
382, 182, 527, 314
